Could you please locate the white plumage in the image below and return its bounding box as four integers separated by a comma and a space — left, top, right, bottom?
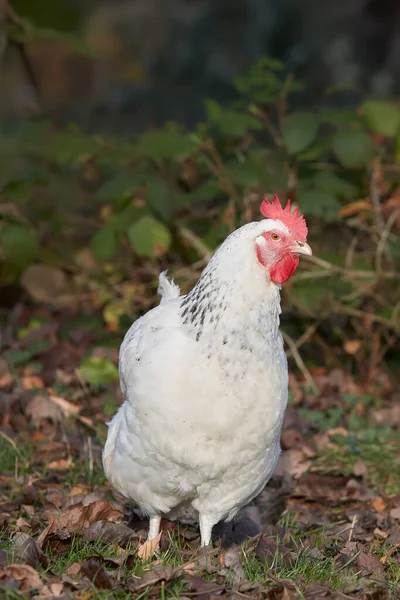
103, 213, 311, 546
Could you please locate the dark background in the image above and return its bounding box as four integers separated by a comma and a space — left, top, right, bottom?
2, 0, 400, 132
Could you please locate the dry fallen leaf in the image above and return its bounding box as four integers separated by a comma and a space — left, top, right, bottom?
48, 458, 74, 471
275, 448, 313, 479
48, 393, 80, 417
21, 264, 68, 304
37, 500, 123, 546
374, 528, 388, 539
372, 498, 386, 513
353, 460, 368, 477
12, 532, 48, 568
0, 564, 44, 592
389, 507, 400, 520
137, 532, 162, 559
21, 376, 45, 390
356, 550, 385, 577
80, 559, 112, 590
65, 562, 81, 576
25, 393, 63, 425
343, 340, 362, 355
82, 520, 139, 547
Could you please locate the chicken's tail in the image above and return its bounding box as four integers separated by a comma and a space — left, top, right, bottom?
158, 270, 181, 303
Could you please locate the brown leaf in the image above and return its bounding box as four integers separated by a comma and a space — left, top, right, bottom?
0, 564, 44, 592
80, 559, 112, 590
21, 264, 69, 304
275, 448, 313, 479
380, 544, 400, 565
387, 525, 400, 546
374, 405, 400, 428
64, 562, 81, 576
390, 507, 400, 519
48, 458, 74, 471
128, 563, 187, 592
256, 536, 294, 568
372, 498, 386, 513
189, 575, 224, 598
353, 460, 368, 477
37, 500, 123, 546
21, 376, 44, 390
48, 394, 80, 417
25, 392, 63, 425
137, 532, 162, 559
12, 533, 48, 568
15, 517, 31, 531
374, 528, 388, 539
82, 520, 139, 548
50, 582, 64, 597
339, 199, 371, 218
356, 551, 385, 577
343, 340, 362, 355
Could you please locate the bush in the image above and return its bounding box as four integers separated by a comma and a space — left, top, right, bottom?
0, 43, 399, 377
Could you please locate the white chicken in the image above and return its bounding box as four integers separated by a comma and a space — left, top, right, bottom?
103, 195, 312, 547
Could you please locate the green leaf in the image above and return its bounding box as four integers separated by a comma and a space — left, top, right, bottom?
133, 131, 195, 159
146, 178, 175, 221
312, 172, 359, 199
78, 357, 119, 386
389, 240, 400, 258
127, 216, 171, 257
297, 189, 341, 221
225, 160, 263, 187
318, 108, 362, 127
281, 112, 319, 155
331, 132, 375, 169
363, 100, 400, 137
1, 225, 39, 268
175, 181, 220, 206
217, 110, 263, 137
205, 99, 222, 121
95, 172, 140, 204
91, 225, 118, 261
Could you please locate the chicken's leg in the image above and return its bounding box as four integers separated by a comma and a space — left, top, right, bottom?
199, 513, 216, 546
148, 514, 161, 540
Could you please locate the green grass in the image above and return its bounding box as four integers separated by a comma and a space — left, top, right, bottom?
0, 430, 107, 490
299, 404, 400, 494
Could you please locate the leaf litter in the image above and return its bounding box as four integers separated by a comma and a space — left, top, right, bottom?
0, 301, 399, 599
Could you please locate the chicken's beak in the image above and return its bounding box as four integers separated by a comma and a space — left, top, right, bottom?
290, 241, 312, 256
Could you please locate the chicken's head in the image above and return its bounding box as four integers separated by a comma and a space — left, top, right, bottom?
256, 195, 312, 284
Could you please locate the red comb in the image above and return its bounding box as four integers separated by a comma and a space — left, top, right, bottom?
260, 194, 308, 242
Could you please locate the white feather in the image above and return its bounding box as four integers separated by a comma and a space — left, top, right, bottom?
157, 270, 181, 303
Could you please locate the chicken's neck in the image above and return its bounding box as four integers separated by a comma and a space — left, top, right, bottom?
180, 263, 282, 345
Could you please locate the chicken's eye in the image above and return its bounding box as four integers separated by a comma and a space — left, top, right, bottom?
271, 233, 280, 241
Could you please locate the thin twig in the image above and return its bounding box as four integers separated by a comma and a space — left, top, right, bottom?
87, 436, 93, 485
375, 209, 399, 276
347, 515, 357, 542
370, 159, 384, 234
177, 226, 212, 261
281, 330, 318, 394
0, 0, 23, 25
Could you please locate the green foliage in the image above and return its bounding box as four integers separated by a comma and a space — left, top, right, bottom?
0, 44, 399, 364
127, 215, 171, 258
1, 55, 398, 276
331, 132, 375, 169
78, 357, 119, 387
362, 100, 400, 137
281, 112, 319, 154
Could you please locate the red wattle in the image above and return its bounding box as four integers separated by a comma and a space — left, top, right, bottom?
269, 254, 299, 284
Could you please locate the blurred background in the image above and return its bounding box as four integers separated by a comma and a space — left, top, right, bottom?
3, 0, 400, 131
